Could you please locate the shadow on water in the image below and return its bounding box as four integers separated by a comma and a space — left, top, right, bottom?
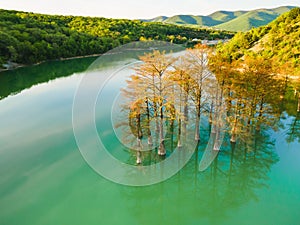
0, 42, 183, 101
0, 57, 97, 100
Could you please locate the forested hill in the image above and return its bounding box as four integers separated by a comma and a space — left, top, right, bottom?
0, 9, 234, 68
215, 7, 300, 75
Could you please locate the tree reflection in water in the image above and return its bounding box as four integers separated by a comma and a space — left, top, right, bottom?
118, 129, 279, 224
113, 48, 300, 224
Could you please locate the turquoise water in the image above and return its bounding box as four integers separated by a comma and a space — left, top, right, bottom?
0, 56, 299, 225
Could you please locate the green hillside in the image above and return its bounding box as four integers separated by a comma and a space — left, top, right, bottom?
272, 5, 298, 14
208, 10, 247, 23
215, 7, 300, 74
146, 16, 168, 22
146, 6, 296, 31
0, 9, 233, 68
164, 15, 220, 26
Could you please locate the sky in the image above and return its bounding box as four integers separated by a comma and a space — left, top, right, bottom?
0, 0, 299, 19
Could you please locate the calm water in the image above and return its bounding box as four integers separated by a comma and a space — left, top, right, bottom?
0, 55, 300, 225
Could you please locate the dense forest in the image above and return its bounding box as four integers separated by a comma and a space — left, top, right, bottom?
0, 9, 234, 68
214, 7, 300, 75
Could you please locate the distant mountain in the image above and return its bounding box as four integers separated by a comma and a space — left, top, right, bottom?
145, 6, 297, 31
215, 6, 296, 31
147, 16, 168, 22
208, 10, 247, 23
163, 15, 220, 26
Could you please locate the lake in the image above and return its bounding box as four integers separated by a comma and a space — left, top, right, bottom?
0, 48, 300, 225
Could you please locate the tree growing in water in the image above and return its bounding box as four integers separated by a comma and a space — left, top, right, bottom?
119, 46, 225, 164
119, 43, 289, 165
186, 44, 213, 141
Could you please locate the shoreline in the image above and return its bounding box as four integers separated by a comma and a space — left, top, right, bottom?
0, 53, 104, 73
0, 47, 162, 73
0, 42, 220, 73
0, 44, 190, 73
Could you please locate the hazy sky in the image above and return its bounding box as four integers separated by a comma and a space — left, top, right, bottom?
0, 0, 299, 19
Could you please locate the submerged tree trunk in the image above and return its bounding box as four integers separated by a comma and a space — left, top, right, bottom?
169, 116, 175, 151
195, 95, 201, 141
213, 131, 220, 151
213, 82, 224, 151
177, 86, 183, 148
136, 150, 142, 164
230, 101, 239, 143
230, 127, 237, 143
226, 87, 232, 116
158, 101, 166, 156
209, 101, 214, 125
136, 112, 143, 164
145, 98, 153, 146
177, 118, 182, 148
158, 132, 165, 155
183, 92, 189, 136
195, 117, 200, 141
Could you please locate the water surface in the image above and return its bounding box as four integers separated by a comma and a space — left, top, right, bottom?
0, 55, 299, 225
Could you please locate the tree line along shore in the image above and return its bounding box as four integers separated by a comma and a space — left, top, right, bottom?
0, 9, 234, 69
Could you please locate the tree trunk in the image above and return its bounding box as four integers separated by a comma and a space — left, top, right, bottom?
136, 150, 142, 164
230, 132, 236, 143
170, 117, 175, 151
213, 130, 220, 151
195, 117, 200, 141
209, 102, 214, 125
230, 110, 238, 143
136, 136, 142, 164
183, 93, 189, 135
145, 98, 153, 146
136, 113, 143, 139
158, 103, 166, 156
195, 96, 201, 141
148, 136, 153, 146
226, 87, 232, 116
297, 93, 300, 112
177, 118, 182, 147
212, 82, 223, 150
